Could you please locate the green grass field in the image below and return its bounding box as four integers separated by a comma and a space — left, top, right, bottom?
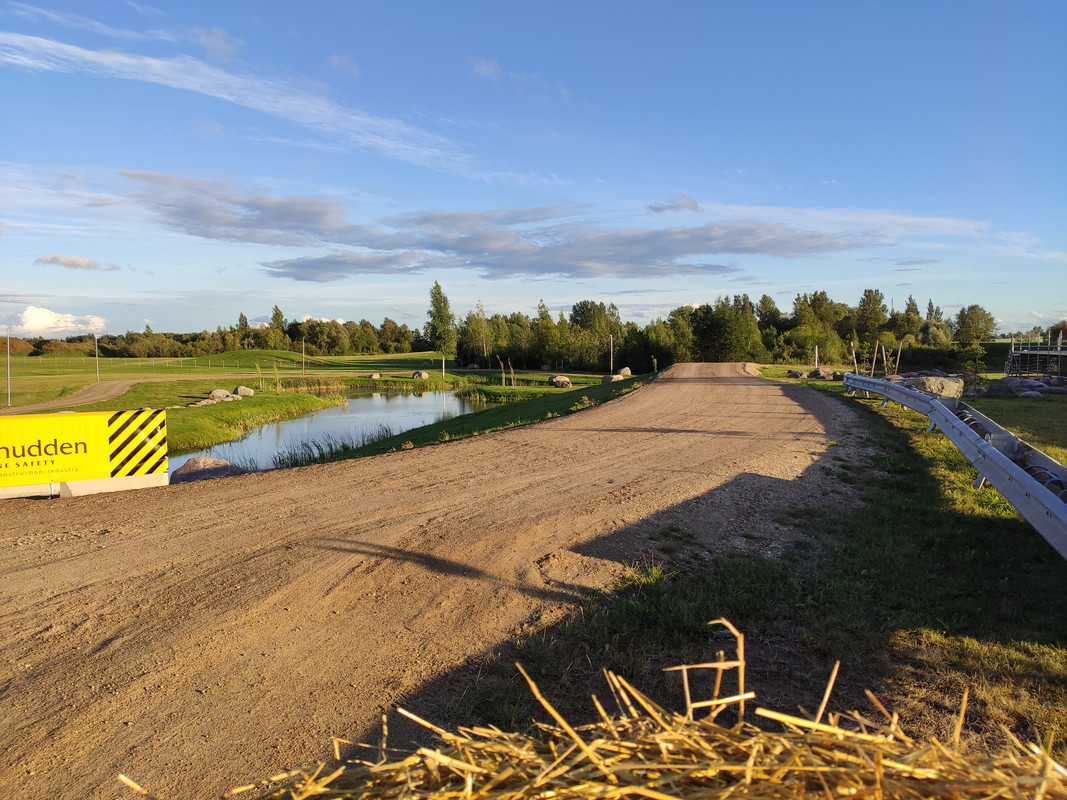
1, 350, 458, 408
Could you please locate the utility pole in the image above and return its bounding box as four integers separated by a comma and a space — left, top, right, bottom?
6, 328, 10, 407
94, 333, 100, 381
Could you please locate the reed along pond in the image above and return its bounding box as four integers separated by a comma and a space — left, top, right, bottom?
169, 390, 490, 472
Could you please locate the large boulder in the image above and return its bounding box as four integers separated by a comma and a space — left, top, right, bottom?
208, 388, 232, 401
1019, 391, 1044, 399
786, 370, 808, 379
234, 385, 254, 397
170, 457, 249, 483
987, 384, 1018, 399
548, 375, 572, 388
412, 370, 430, 380
601, 374, 625, 384
809, 366, 836, 380
617, 366, 632, 377
901, 376, 965, 398
369, 373, 381, 379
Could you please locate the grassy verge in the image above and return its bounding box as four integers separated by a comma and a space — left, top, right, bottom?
431, 368, 1067, 759
967, 395, 1067, 465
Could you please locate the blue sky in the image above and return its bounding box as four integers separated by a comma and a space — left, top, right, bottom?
2, 1, 1064, 338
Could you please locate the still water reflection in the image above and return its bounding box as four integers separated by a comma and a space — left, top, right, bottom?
169, 390, 483, 472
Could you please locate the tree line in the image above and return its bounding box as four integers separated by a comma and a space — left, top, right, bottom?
30, 287, 1064, 373
429, 283, 1015, 374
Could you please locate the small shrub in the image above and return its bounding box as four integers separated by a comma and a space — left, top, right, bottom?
569, 395, 595, 412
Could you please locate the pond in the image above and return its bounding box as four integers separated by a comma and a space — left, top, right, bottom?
168, 390, 486, 472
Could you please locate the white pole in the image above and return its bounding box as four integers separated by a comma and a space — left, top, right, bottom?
6, 328, 10, 407
95, 333, 100, 381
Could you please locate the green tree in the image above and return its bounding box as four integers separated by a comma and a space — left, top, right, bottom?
270, 305, 286, 331
692, 295, 764, 362
425, 281, 457, 376
853, 289, 888, 343
1047, 319, 1067, 346
952, 304, 997, 344
754, 294, 785, 331
532, 300, 558, 367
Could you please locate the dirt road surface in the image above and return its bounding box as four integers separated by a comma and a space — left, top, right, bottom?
0, 380, 141, 416
0, 363, 859, 799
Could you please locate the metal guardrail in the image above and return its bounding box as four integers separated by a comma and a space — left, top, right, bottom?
843, 373, 1067, 560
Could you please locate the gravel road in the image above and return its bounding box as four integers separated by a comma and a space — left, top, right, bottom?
0, 363, 859, 799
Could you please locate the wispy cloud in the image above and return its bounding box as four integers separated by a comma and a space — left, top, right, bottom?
8, 1, 177, 42
992, 231, 1067, 262
471, 56, 573, 104
699, 202, 989, 239
893, 258, 939, 266
191, 26, 243, 61
109, 170, 881, 282
34, 253, 120, 271
648, 193, 700, 213
0, 32, 477, 175
327, 52, 360, 78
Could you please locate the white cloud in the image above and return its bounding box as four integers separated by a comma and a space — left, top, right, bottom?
648, 193, 700, 213
991, 231, 1067, 262
14, 305, 106, 336
699, 202, 989, 239
471, 58, 502, 79
0, 32, 477, 175
34, 253, 120, 271
470, 56, 572, 104
8, 2, 177, 43
191, 26, 243, 61
112, 169, 882, 281
327, 53, 360, 77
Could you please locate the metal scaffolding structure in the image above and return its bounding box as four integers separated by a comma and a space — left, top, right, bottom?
1005, 333, 1064, 377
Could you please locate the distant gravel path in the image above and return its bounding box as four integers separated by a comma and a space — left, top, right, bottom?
0, 363, 860, 799
0, 379, 139, 415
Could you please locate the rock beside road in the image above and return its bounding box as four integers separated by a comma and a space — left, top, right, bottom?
549, 375, 572, 388
900, 376, 965, 398
170, 457, 250, 483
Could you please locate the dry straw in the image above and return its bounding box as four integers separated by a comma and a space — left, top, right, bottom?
124, 621, 1066, 799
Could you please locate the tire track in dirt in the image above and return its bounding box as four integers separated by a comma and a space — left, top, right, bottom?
0, 363, 859, 799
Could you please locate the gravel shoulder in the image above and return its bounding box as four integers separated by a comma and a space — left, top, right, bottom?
0, 363, 861, 799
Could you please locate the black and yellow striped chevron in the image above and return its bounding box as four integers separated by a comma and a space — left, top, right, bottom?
107, 410, 168, 478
